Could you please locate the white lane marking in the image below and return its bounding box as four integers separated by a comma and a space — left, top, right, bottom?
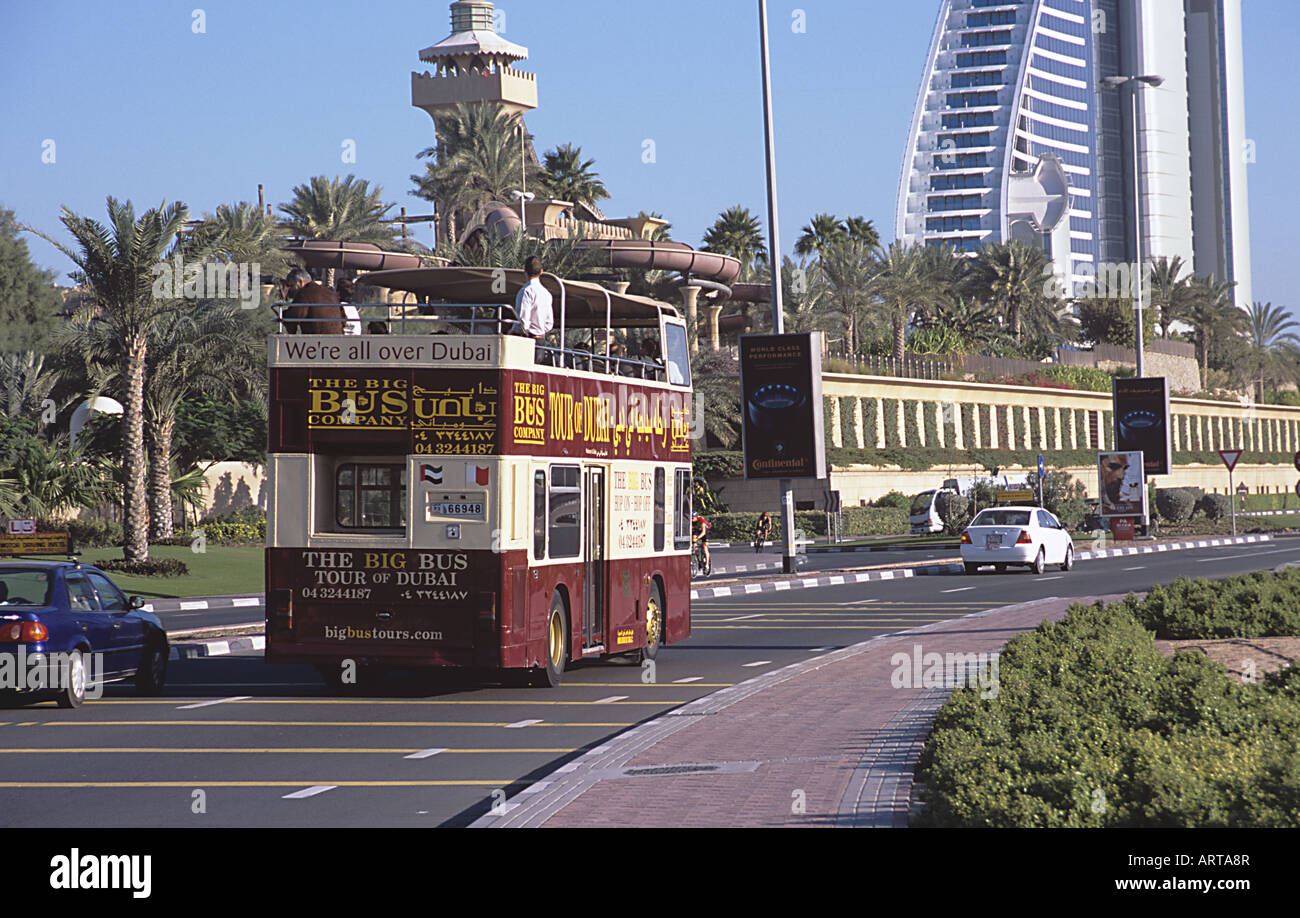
742, 660, 773, 668
809, 645, 836, 652
673, 676, 703, 683
176, 695, 252, 710
743, 584, 762, 594
841, 598, 879, 606
721, 614, 762, 622
519, 781, 551, 795
1034, 576, 1064, 582
1123, 566, 1145, 571
404, 748, 447, 760
283, 785, 336, 799
505, 719, 543, 729
556, 763, 580, 773
941, 587, 975, 593
177, 601, 209, 610
232, 598, 261, 607
593, 695, 628, 704
773, 582, 791, 591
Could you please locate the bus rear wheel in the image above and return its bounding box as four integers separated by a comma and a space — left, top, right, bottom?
641, 585, 665, 662
536, 595, 568, 688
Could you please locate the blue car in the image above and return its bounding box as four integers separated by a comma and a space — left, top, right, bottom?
0, 560, 169, 708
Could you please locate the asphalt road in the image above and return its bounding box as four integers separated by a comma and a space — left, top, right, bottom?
2, 538, 1296, 827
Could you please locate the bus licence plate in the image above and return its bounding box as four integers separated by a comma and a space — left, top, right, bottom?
429, 502, 484, 517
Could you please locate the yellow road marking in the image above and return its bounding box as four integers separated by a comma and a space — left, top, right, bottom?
0, 747, 576, 754
0, 781, 512, 788
37, 720, 635, 728
85, 698, 668, 706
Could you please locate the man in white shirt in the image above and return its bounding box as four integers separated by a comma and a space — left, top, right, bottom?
513, 256, 554, 340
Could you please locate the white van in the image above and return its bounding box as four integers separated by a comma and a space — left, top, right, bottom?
910, 489, 958, 534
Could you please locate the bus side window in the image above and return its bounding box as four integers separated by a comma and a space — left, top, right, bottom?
654, 468, 665, 552
533, 470, 547, 560
549, 465, 581, 559
663, 322, 691, 387
674, 470, 691, 550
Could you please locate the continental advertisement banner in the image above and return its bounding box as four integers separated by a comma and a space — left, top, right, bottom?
739, 333, 827, 480
271, 368, 690, 462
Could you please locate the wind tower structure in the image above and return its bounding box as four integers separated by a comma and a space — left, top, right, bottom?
411, 1, 538, 121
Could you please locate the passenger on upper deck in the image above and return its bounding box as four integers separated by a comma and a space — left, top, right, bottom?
513, 256, 554, 342
282, 268, 346, 335
334, 278, 363, 336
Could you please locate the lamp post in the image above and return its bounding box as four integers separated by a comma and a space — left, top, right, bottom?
511, 190, 535, 236
1102, 74, 1164, 378
758, 0, 798, 574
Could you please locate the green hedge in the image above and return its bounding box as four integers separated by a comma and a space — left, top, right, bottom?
961, 403, 976, 450
1134, 568, 1300, 639
1012, 405, 1026, 450
923, 401, 940, 448
706, 507, 907, 541
903, 399, 920, 448
915, 595, 1300, 827
883, 399, 901, 448
838, 397, 857, 449
862, 398, 878, 449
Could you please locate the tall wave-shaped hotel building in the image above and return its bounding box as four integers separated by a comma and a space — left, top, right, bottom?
896, 0, 1251, 306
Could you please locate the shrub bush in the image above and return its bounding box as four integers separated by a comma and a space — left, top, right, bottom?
1199, 493, 1233, 520
872, 491, 912, 511
1131, 567, 1300, 639
935, 491, 970, 536
706, 508, 907, 541
1155, 488, 1197, 524
915, 591, 1300, 827
59, 518, 123, 549
97, 557, 189, 577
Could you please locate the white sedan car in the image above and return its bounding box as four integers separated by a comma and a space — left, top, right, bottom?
960, 506, 1075, 575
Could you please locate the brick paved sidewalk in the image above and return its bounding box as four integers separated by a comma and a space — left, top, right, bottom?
475, 593, 1130, 828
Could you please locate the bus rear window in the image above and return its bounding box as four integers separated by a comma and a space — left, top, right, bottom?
337, 463, 406, 529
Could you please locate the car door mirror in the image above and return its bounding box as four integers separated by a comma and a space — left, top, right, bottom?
129, 595, 146, 610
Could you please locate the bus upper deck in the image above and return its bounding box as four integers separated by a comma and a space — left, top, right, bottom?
269, 266, 692, 388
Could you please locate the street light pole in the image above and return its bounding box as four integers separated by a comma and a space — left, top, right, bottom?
1103, 74, 1164, 379
757, 0, 797, 574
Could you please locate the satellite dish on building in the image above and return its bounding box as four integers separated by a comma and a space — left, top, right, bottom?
69, 396, 124, 448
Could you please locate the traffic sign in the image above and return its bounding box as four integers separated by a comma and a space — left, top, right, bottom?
1219, 449, 1242, 472
1037, 454, 1045, 479
0, 532, 70, 555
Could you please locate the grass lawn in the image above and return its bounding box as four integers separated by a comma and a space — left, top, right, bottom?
19, 545, 265, 599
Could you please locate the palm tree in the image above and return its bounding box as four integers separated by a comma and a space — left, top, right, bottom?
1244, 301, 1300, 401
539, 143, 609, 209
819, 240, 876, 354
867, 241, 945, 362
794, 213, 846, 259
701, 206, 766, 280
437, 225, 604, 280
966, 241, 1052, 344
915, 296, 1003, 350
0, 433, 115, 522
67, 303, 265, 540
411, 102, 539, 243
0, 352, 60, 420
279, 175, 397, 246
1147, 254, 1191, 339
192, 201, 289, 279
27, 198, 189, 562
689, 351, 743, 448
1185, 275, 1244, 389
844, 216, 881, 252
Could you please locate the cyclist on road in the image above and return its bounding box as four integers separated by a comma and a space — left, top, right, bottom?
754, 511, 772, 553
692, 513, 711, 572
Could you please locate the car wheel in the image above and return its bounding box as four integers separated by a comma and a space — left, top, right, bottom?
535, 594, 568, 688
1060, 545, 1074, 572
1032, 548, 1046, 575
136, 641, 168, 696
56, 650, 87, 709
964, 562, 980, 575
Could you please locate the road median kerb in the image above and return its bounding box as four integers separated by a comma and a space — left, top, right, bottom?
690, 534, 1272, 599
472, 594, 1128, 828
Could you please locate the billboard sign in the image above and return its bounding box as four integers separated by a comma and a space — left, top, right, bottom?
739, 333, 826, 480
1113, 377, 1171, 475
1098, 450, 1147, 519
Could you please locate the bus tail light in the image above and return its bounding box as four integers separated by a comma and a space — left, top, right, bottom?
0, 622, 48, 642
1016, 530, 1033, 545
270, 589, 293, 629
477, 592, 497, 630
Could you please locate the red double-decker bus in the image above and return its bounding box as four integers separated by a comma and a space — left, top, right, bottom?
265, 267, 694, 687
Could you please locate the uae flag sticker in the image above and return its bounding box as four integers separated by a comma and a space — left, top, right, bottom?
466, 464, 489, 486
420, 464, 443, 485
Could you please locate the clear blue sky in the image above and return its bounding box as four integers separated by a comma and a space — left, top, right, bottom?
1, 0, 1294, 314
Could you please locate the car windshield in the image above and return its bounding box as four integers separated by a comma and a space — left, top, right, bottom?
910, 491, 936, 515
971, 510, 1031, 527
0, 570, 53, 606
